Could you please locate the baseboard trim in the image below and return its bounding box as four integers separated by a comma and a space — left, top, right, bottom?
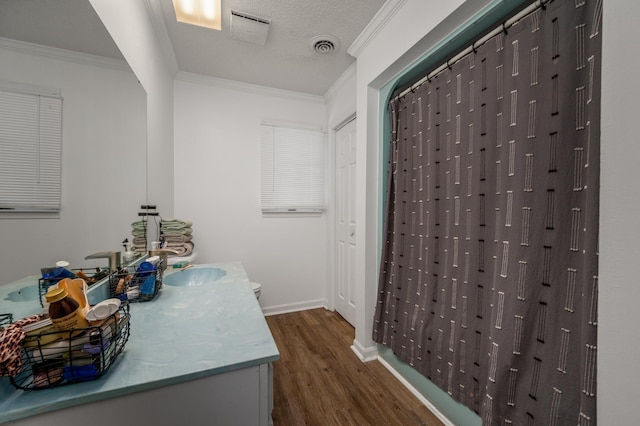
377, 356, 454, 426
262, 299, 328, 317
351, 339, 379, 362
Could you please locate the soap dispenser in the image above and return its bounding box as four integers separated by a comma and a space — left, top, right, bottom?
122, 238, 135, 263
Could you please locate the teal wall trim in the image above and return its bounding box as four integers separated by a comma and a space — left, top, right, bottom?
378, 345, 480, 425
388, 0, 533, 99
376, 0, 533, 423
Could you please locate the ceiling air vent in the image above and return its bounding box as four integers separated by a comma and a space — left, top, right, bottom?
230, 10, 271, 45
309, 35, 340, 55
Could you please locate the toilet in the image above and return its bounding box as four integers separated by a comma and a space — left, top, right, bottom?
167, 252, 199, 267
250, 282, 261, 299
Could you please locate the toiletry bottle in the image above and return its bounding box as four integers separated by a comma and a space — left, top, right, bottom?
43, 261, 76, 282
46, 287, 89, 334
122, 239, 135, 262
137, 262, 156, 296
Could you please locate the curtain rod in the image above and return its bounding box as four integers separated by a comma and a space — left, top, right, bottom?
397, 0, 553, 100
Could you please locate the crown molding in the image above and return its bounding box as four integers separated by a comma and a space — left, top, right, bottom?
0, 37, 131, 72
347, 0, 408, 58
143, 0, 180, 77
175, 71, 326, 105
0, 79, 61, 98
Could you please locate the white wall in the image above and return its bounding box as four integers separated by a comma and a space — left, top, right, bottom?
90, 0, 175, 218
598, 1, 640, 422
326, 64, 357, 127
173, 76, 328, 314
0, 42, 146, 284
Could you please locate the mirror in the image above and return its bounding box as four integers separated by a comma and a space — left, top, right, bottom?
0, 0, 147, 284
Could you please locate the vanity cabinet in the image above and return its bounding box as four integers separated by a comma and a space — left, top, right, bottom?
5, 364, 273, 426
0, 262, 279, 426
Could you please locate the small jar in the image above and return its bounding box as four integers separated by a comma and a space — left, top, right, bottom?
45, 287, 89, 333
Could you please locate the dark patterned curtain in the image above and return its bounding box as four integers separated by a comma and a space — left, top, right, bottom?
373, 0, 601, 424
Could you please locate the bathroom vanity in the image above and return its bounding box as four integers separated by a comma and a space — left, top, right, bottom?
0, 262, 279, 425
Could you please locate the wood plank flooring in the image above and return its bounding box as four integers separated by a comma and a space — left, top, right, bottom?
266, 308, 444, 426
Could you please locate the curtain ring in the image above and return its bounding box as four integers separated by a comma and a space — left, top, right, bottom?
539, 0, 547, 10
472, 42, 477, 54
446, 59, 452, 71
502, 21, 508, 35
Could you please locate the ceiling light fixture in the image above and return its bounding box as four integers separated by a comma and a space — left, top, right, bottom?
173, 0, 222, 31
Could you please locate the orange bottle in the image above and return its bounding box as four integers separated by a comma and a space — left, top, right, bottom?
46, 287, 89, 333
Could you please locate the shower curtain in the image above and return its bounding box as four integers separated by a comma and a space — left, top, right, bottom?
373, 0, 601, 424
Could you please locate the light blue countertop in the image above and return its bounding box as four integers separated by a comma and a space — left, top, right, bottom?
0, 262, 280, 423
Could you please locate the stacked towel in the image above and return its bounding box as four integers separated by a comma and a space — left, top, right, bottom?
131, 220, 148, 254
161, 219, 194, 256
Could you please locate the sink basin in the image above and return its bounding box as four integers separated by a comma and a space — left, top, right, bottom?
163, 267, 227, 287
5, 284, 40, 302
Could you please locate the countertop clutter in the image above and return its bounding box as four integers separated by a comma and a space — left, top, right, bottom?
0, 262, 279, 424
8, 299, 130, 391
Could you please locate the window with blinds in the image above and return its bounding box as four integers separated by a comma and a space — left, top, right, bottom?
260, 124, 325, 213
0, 88, 63, 213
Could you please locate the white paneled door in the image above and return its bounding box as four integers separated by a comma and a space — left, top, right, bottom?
335, 118, 357, 326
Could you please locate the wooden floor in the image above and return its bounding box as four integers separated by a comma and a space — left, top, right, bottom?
266, 308, 444, 426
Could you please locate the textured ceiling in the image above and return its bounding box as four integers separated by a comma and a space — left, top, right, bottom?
156, 0, 386, 95
0, 0, 386, 96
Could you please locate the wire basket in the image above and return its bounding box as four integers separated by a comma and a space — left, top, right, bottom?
109, 260, 163, 302
0, 313, 12, 328
38, 268, 110, 308
9, 302, 130, 391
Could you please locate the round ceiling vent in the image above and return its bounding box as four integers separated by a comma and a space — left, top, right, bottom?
310, 35, 340, 55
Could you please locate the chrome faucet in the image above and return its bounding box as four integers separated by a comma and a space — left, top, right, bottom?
84, 251, 122, 272
149, 248, 180, 256
148, 248, 179, 271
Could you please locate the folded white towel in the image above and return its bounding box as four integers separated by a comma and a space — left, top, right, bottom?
163, 234, 193, 243
160, 219, 193, 229
164, 241, 194, 256
131, 220, 148, 230
161, 228, 192, 236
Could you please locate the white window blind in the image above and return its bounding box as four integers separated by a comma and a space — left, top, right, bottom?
260, 124, 325, 213
0, 89, 62, 212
